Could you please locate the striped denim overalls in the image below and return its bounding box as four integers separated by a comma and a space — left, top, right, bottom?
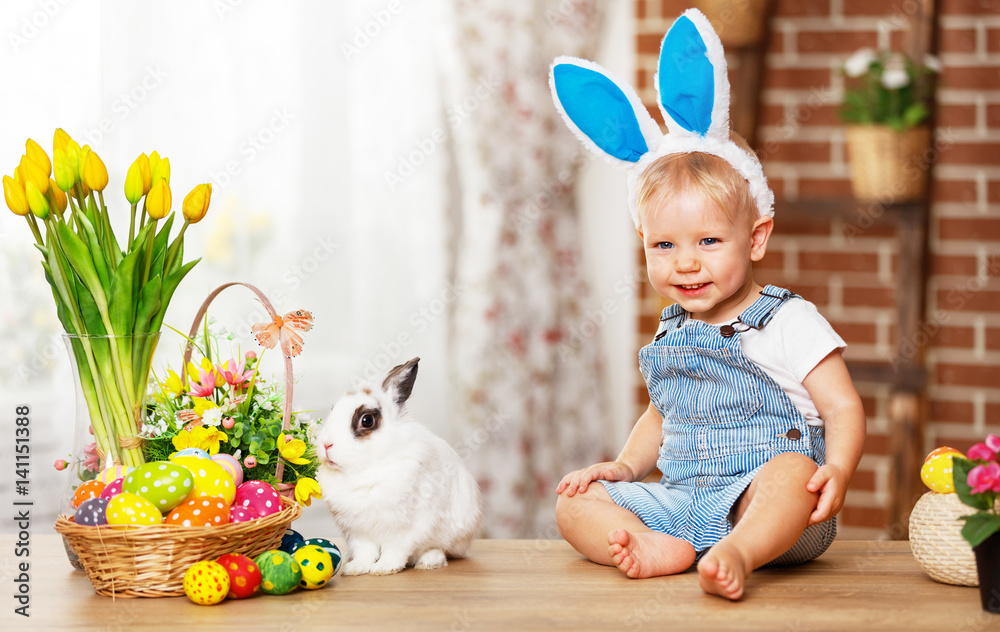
602, 285, 836, 564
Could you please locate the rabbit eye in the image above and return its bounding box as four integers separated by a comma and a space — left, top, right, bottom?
361, 414, 375, 428
352, 406, 381, 438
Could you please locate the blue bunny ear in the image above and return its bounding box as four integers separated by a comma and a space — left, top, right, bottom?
550, 57, 661, 166
656, 9, 730, 139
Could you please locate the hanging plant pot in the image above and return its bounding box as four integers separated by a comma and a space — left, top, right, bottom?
844, 124, 932, 203
694, 0, 772, 48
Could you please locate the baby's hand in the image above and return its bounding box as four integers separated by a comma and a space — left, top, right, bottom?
806, 463, 850, 525
556, 462, 635, 497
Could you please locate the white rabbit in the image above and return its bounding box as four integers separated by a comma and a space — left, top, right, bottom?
314, 357, 483, 575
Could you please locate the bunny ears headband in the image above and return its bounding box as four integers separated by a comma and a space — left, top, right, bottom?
549, 8, 774, 228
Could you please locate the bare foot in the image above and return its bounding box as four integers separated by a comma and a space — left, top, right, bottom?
607, 529, 693, 579
697, 541, 750, 600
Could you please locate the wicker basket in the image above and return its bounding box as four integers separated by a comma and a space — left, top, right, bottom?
54, 282, 307, 597
909, 491, 978, 587
694, 0, 772, 48
56, 496, 301, 597
845, 124, 932, 203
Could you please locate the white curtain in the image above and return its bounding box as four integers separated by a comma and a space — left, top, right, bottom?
0, 0, 623, 537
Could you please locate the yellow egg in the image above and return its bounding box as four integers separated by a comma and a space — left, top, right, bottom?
171, 455, 236, 504
920, 453, 959, 494
105, 492, 163, 530
924, 446, 964, 463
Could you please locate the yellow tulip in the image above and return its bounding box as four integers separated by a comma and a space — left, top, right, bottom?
136, 153, 151, 194
18, 154, 48, 195
25, 181, 50, 219
191, 397, 216, 416
46, 179, 67, 215
53, 128, 72, 153
3, 175, 29, 216
152, 156, 170, 184
161, 369, 184, 397
146, 179, 171, 219
277, 432, 311, 465
182, 183, 211, 224
76, 145, 90, 181
124, 156, 146, 204
52, 148, 77, 193
294, 477, 322, 507
25, 139, 51, 177
80, 148, 109, 192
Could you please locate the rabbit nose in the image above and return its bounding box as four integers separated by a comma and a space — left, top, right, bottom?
323, 443, 333, 452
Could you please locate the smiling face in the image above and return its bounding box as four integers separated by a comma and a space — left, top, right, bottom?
640, 183, 772, 323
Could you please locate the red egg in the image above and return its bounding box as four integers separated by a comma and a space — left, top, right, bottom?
217, 553, 263, 599
100, 477, 125, 500
229, 505, 259, 523
72, 480, 106, 508
165, 496, 231, 527
233, 481, 282, 518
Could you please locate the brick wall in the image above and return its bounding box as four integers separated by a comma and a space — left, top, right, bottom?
634, 0, 999, 539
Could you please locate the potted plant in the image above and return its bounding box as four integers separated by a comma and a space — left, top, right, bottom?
953, 434, 1000, 613
840, 48, 940, 202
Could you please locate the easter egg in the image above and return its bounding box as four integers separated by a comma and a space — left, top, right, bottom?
183, 560, 231, 605
175, 447, 211, 459
100, 477, 125, 500
171, 456, 236, 503
73, 497, 109, 526
303, 538, 343, 576
217, 553, 262, 599
122, 462, 194, 513
280, 529, 306, 554
229, 505, 259, 523
254, 550, 301, 595
97, 465, 132, 485
293, 545, 334, 590
925, 446, 964, 462
105, 493, 163, 530
921, 451, 962, 494
234, 480, 282, 518
165, 496, 231, 527
211, 453, 244, 487
71, 480, 106, 508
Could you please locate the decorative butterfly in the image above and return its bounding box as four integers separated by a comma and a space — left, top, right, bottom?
252, 309, 314, 358
176, 409, 202, 432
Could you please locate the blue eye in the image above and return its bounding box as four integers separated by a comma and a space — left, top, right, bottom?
701, 238, 718, 246
655, 242, 673, 250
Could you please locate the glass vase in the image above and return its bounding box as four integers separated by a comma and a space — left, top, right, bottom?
58, 332, 160, 569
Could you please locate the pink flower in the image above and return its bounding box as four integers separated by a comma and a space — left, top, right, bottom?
82, 442, 99, 473
987, 434, 1000, 453
245, 350, 257, 361
967, 442, 997, 462
220, 358, 254, 391
968, 462, 1000, 495
187, 367, 219, 398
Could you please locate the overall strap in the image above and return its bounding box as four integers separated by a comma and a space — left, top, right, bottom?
653, 302, 686, 340
739, 285, 799, 330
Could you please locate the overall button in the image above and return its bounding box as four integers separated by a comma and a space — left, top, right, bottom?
778, 428, 802, 441
719, 324, 736, 338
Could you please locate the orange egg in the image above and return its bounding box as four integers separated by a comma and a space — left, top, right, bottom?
166, 496, 231, 527
71, 480, 107, 508
925, 446, 964, 462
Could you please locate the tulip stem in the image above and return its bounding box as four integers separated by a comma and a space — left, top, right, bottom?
141, 217, 158, 287
25, 214, 43, 246
164, 218, 189, 274
128, 202, 137, 248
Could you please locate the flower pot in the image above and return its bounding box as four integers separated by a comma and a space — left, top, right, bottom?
694, 0, 772, 48
844, 124, 932, 203
59, 332, 159, 569
975, 531, 1000, 613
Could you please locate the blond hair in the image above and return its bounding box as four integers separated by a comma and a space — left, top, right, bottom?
636, 132, 758, 229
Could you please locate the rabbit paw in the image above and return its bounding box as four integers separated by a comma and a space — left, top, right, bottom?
342, 559, 374, 576
414, 549, 447, 570
369, 558, 406, 575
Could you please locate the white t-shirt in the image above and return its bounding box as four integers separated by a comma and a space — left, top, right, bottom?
686, 298, 846, 426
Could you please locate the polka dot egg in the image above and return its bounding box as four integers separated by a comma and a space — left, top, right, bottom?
234, 480, 282, 518
105, 493, 163, 530
73, 497, 109, 526
122, 461, 194, 512
183, 560, 230, 605
97, 465, 132, 485
304, 538, 343, 576
171, 455, 236, 504
229, 505, 259, 524
174, 447, 211, 459
217, 553, 262, 599
921, 448, 964, 494
254, 550, 301, 595
100, 477, 125, 500
279, 529, 306, 554
293, 545, 335, 590
71, 480, 106, 508
165, 496, 231, 527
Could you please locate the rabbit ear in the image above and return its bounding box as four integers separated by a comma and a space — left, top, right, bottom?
382, 357, 419, 408
656, 9, 730, 140
550, 56, 662, 167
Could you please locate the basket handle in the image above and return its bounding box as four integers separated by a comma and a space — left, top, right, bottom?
181, 282, 294, 486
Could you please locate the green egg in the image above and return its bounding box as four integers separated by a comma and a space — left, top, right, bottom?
122, 462, 194, 513
254, 550, 302, 595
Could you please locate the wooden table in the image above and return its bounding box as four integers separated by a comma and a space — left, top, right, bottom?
1, 535, 995, 631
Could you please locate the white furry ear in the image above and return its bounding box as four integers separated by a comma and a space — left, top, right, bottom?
382, 357, 419, 408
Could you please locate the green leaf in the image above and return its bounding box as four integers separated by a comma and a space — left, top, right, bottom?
133, 275, 162, 335
262, 438, 275, 453
130, 220, 155, 255
55, 221, 109, 314
954, 458, 993, 510
77, 283, 107, 335
960, 513, 1000, 549
108, 248, 141, 336
74, 211, 112, 295
146, 258, 199, 335
903, 103, 928, 129
269, 423, 282, 438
